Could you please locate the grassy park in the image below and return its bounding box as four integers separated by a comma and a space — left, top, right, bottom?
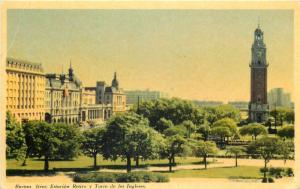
6, 99, 295, 183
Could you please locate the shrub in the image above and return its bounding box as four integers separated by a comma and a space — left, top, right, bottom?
268, 177, 275, 183
269, 167, 284, 178
285, 168, 294, 177
73, 172, 169, 183
262, 177, 268, 183
260, 167, 269, 174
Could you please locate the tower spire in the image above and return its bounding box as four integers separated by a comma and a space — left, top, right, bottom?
258, 16, 260, 28
69, 59, 72, 69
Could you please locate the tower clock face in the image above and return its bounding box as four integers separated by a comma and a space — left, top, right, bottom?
257, 50, 262, 58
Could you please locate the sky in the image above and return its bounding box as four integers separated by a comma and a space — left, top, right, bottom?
7, 9, 294, 102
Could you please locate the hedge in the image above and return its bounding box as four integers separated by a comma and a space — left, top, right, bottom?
73, 171, 169, 183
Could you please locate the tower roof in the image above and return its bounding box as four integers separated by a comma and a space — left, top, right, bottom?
111, 72, 119, 89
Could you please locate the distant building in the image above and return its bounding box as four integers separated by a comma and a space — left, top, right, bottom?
268, 88, 292, 109
6, 58, 45, 122
45, 63, 82, 124
227, 101, 248, 110
95, 72, 126, 115
125, 90, 169, 105
193, 100, 223, 107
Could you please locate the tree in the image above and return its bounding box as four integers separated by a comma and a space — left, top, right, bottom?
203, 105, 241, 125
22, 121, 41, 166
102, 112, 164, 172
181, 120, 196, 138
23, 122, 81, 171
277, 125, 294, 139
163, 125, 187, 137
247, 136, 283, 179
6, 111, 27, 161
81, 127, 105, 169
279, 140, 293, 165
197, 123, 211, 141
239, 123, 267, 140
210, 118, 239, 144
51, 123, 81, 160
161, 135, 187, 172
137, 98, 204, 131
194, 141, 218, 169
211, 127, 232, 142
225, 146, 245, 167
270, 107, 294, 126
156, 118, 174, 133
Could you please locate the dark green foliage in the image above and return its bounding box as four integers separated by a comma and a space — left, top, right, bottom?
260, 167, 269, 174
163, 125, 187, 137
137, 98, 204, 130
102, 112, 165, 172
226, 146, 246, 167
270, 107, 294, 125
73, 172, 169, 183
248, 137, 285, 179
268, 167, 284, 178
6, 111, 27, 160
156, 118, 174, 133
268, 177, 275, 183
285, 168, 294, 177
81, 127, 105, 168
277, 125, 294, 139
210, 118, 239, 142
193, 141, 218, 169
197, 123, 211, 141
239, 123, 267, 140
161, 135, 188, 172
22, 121, 81, 170
203, 105, 241, 125
52, 123, 81, 160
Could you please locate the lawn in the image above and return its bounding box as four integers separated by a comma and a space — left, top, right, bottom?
7, 155, 204, 171
161, 166, 262, 179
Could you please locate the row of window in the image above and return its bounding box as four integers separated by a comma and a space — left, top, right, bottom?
11, 112, 44, 118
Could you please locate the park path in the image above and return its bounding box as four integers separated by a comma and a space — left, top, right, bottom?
6, 158, 295, 185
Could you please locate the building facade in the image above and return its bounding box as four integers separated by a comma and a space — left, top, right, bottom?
80, 87, 112, 126
268, 88, 292, 109
45, 64, 82, 124
228, 101, 248, 110
248, 25, 269, 123
125, 90, 169, 105
95, 72, 126, 114
6, 58, 45, 122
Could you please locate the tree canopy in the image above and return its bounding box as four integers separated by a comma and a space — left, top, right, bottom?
203, 105, 241, 125
239, 123, 267, 140
247, 136, 285, 178
81, 127, 106, 168
194, 140, 218, 169
226, 146, 245, 167
136, 98, 204, 130
6, 111, 26, 161
102, 112, 165, 172
277, 125, 294, 139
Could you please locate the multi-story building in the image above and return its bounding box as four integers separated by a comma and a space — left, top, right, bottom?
6, 58, 45, 122
268, 88, 292, 109
193, 100, 223, 107
125, 89, 169, 105
96, 72, 126, 114
80, 87, 112, 126
45, 64, 81, 124
227, 101, 249, 110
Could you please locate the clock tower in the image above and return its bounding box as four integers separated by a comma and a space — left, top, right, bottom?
249, 24, 269, 123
